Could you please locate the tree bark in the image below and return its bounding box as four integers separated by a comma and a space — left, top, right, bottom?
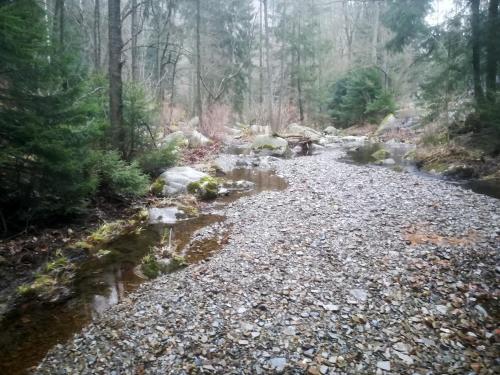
93, 0, 101, 71
108, 0, 125, 157
53, 0, 65, 49
131, 0, 138, 81
259, 0, 264, 105
196, 0, 203, 128
296, 19, 304, 123
486, 0, 499, 102
471, 0, 484, 103
371, 1, 380, 65
263, 0, 273, 129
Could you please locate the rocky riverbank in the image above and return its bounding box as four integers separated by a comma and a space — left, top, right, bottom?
37, 148, 499, 374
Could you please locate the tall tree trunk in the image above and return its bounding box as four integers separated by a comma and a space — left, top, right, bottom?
277, 3, 287, 129
471, 0, 484, 104
371, 1, 380, 65
53, 0, 65, 49
196, 0, 203, 128
93, 0, 101, 71
486, 0, 499, 102
259, 0, 264, 105
263, 0, 273, 129
108, 0, 125, 157
131, 0, 138, 81
296, 20, 304, 123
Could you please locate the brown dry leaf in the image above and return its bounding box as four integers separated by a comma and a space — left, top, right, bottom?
404, 225, 479, 247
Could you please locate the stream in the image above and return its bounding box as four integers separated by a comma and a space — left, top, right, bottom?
0, 167, 287, 375
342, 141, 500, 200
1, 143, 498, 374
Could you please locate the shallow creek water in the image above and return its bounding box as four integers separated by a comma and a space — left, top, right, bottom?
344, 142, 500, 199
0, 167, 287, 375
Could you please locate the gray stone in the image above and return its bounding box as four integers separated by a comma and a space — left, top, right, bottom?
376, 361, 391, 371
286, 123, 322, 142
188, 130, 212, 148
158, 167, 208, 195
251, 135, 290, 157
269, 357, 287, 372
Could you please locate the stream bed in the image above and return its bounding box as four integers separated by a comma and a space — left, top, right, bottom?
343, 141, 500, 200
0, 166, 287, 375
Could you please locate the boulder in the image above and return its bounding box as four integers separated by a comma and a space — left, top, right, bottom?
162, 131, 188, 147
188, 130, 212, 148
158, 167, 208, 195
285, 123, 322, 142
319, 135, 341, 146
376, 114, 398, 134
187, 176, 220, 200
381, 158, 396, 165
213, 155, 238, 174
323, 126, 339, 135
148, 207, 181, 225
251, 135, 290, 157
371, 148, 391, 161
187, 116, 199, 129
249, 124, 271, 135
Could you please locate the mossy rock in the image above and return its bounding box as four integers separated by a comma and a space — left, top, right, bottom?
187, 176, 220, 200
423, 162, 449, 174
403, 149, 417, 161
371, 148, 391, 161
141, 254, 163, 279
150, 178, 166, 196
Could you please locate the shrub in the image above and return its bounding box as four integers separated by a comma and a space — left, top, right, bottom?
92, 151, 150, 197
137, 142, 178, 177
327, 68, 396, 127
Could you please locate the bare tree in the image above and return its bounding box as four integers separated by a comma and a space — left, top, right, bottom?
93, 0, 101, 71
108, 0, 125, 156
263, 0, 273, 128
196, 0, 203, 127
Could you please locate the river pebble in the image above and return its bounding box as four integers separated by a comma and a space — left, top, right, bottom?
36, 149, 500, 374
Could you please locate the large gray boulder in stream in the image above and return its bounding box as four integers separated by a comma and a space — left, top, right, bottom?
161, 131, 188, 147
188, 130, 212, 148
285, 123, 322, 142
251, 135, 290, 157
158, 167, 208, 195
376, 114, 398, 135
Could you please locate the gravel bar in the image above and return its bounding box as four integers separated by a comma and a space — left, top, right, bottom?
36, 149, 500, 374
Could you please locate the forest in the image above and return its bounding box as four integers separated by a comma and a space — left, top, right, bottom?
0, 0, 499, 374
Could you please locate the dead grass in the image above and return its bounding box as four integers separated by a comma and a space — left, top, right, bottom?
404, 225, 480, 247
201, 104, 230, 140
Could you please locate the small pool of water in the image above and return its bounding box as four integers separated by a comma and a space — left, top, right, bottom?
343, 142, 500, 200
0, 165, 288, 375
216, 168, 288, 204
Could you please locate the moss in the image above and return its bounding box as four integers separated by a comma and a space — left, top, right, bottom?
17, 274, 58, 297
187, 176, 220, 200
404, 149, 417, 161
164, 255, 188, 273
423, 162, 448, 173
17, 284, 33, 296
150, 178, 166, 196
45, 256, 69, 272
96, 249, 113, 259
141, 253, 163, 279
179, 204, 199, 217
134, 208, 149, 222
73, 241, 93, 250
371, 148, 391, 161
87, 220, 143, 245
391, 165, 404, 173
